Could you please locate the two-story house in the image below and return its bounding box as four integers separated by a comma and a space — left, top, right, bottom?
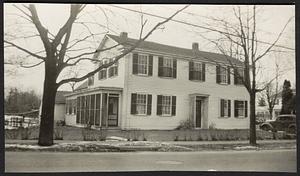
64, 32, 250, 130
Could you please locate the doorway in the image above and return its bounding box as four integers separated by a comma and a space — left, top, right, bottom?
108, 96, 118, 127
195, 99, 202, 128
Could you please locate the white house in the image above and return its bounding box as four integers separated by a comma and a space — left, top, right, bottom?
64, 32, 250, 130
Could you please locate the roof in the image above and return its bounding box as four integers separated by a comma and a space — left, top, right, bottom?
107, 34, 243, 66
75, 80, 88, 91
55, 91, 72, 104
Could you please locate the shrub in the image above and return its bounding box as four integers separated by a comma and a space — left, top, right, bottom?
174, 135, 179, 141
208, 122, 216, 129
82, 127, 97, 141
176, 119, 194, 130
20, 127, 32, 140
56, 120, 65, 126
54, 127, 64, 140
130, 129, 142, 141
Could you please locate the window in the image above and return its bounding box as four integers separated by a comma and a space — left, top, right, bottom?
132, 53, 153, 76
98, 69, 107, 80
138, 55, 148, 74
220, 99, 231, 118
162, 96, 171, 115
234, 100, 248, 118
216, 65, 230, 84
157, 95, 176, 116
76, 94, 101, 126
131, 93, 152, 115
234, 68, 244, 85
158, 57, 177, 78
220, 67, 227, 84
189, 61, 205, 81
88, 76, 94, 86
108, 62, 118, 78
136, 94, 147, 115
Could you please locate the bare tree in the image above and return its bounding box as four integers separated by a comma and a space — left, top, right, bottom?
192, 6, 293, 145
4, 4, 188, 146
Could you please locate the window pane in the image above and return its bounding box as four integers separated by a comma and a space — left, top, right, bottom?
136, 94, 147, 114
162, 96, 171, 115
137, 55, 148, 74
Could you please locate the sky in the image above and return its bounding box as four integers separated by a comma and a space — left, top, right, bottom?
4, 4, 295, 96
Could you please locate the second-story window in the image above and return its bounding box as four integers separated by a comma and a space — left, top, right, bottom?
88, 76, 94, 86
158, 57, 177, 78
216, 65, 230, 85
108, 61, 118, 78
132, 53, 153, 76
189, 61, 205, 81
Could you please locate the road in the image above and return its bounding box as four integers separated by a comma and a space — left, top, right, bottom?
5, 149, 296, 172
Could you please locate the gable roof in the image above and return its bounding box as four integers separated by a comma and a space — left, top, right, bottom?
107, 34, 243, 66
55, 91, 72, 104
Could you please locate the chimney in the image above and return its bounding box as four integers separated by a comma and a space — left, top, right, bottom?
120, 32, 128, 41
192, 42, 199, 51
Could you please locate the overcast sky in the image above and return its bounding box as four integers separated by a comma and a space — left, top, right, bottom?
4, 4, 295, 96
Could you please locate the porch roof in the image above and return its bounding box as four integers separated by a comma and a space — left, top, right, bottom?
65, 86, 123, 97
189, 93, 210, 97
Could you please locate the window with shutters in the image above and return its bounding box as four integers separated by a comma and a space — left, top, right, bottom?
137, 54, 148, 75
98, 69, 107, 80
235, 100, 247, 118
162, 58, 173, 77
190, 62, 205, 81
162, 95, 172, 116
220, 99, 231, 118
108, 61, 118, 78
136, 94, 147, 115
220, 67, 228, 84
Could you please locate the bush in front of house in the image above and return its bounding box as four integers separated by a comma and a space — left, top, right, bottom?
54, 126, 64, 140
175, 119, 194, 130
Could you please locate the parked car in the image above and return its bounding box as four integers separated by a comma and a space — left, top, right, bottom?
259, 114, 296, 134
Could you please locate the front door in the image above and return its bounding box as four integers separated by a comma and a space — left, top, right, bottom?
195, 99, 202, 128
108, 96, 118, 127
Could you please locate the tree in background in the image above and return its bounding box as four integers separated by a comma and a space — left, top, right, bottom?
5, 87, 41, 113
280, 80, 294, 114
258, 97, 266, 107
4, 4, 188, 146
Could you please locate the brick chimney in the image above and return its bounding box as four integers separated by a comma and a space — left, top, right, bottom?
120, 32, 128, 41
192, 42, 199, 51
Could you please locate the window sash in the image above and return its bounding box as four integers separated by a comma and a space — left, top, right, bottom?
137, 55, 148, 75
136, 94, 147, 115
236, 101, 245, 117
223, 100, 229, 117
161, 58, 173, 77
162, 96, 171, 115
220, 67, 227, 84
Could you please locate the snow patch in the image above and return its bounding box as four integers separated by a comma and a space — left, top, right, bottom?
234, 146, 259, 150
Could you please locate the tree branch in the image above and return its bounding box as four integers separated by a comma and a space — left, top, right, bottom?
4, 40, 45, 60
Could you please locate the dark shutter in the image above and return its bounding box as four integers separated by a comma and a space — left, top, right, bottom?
234, 100, 238, 117
158, 57, 163, 77
147, 94, 152, 115
228, 100, 231, 117
132, 53, 138, 74
172, 96, 176, 116
76, 97, 80, 123
227, 66, 231, 84
202, 63, 206, 81
148, 55, 153, 76
216, 65, 220, 83
244, 101, 248, 117
234, 68, 238, 85
157, 95, 162, 115
115, 65, 118, 76
98, 70, 101, 80
189, 61, 194, 80
220, 99, 224, 117
131, 93, 137, 114
173, 59, 177, 78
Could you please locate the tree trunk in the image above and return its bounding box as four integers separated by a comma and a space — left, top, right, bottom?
38, 60, 58, 146
249, 92, 257, 145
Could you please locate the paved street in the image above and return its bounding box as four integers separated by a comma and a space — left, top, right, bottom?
5, 149, 296, 172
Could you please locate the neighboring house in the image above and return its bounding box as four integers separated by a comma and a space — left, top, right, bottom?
256, 89, 296, 120
65, 32, 250, 130
39, 91, 71, 123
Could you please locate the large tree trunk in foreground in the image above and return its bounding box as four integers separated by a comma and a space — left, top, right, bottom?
249, 92, 257, 145
38, 60, 58, 146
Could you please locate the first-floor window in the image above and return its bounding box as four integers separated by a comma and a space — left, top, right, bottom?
131, 93, 152, 115
220, 99, 231, 118
157, 95, 176, 116
162, 96, 171, 115
136, 94, 147, 115
234, 100, 248, 118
